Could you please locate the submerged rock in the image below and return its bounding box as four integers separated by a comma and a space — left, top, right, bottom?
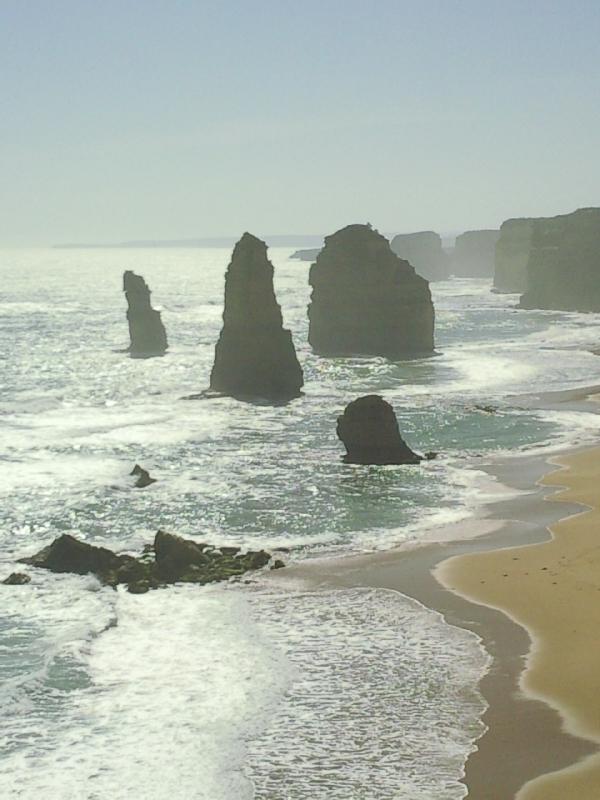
2, 572, 31, 585
210, 233, 304, 402
519, 208, 600, 311
390, 231, 449, 282
336, 395, 422, 465
308, 224, 434, 358
451, 230, 500, 278
20, 531, 276, 592
123, 270, 168, 358
130, 464, 157, 488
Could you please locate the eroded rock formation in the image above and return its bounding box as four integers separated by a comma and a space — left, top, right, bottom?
390, 231, 449, 281
290, 248, 321, 261
308, 224, 434, 358
123, 271, 168, 357
2, 572, 31, 585
20, 531, 276, 594
130, 464, 156, 488
493, 218, 540, 293
210, 233, 304, 402
519, 208, 600, 311
451, 230, 500, 277
336, 395, 422, 465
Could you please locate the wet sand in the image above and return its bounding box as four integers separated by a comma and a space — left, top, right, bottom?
270, 445, 599, 799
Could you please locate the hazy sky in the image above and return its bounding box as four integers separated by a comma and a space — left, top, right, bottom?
2, 0, 599, 245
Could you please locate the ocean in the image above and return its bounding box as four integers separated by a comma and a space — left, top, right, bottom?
2, 246, 600, 799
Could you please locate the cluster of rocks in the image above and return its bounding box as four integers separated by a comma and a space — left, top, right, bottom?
15, 531, 279, 594
308, 224, 435, 359
123, 271, 168, 357
390, 231, 449, 282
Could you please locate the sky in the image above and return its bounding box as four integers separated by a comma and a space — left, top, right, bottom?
1, 0, 599, 246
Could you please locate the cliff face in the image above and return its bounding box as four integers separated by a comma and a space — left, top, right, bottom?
123, 271, 168, 357
390, 231, 449, 281
493, 218, 540, 293
451, 230, 499, 277
210, 233, 304, 402
290, 248, 321, 261
308, 224, 434, 358
519, 208, 600, 311
336, 395, 421, 465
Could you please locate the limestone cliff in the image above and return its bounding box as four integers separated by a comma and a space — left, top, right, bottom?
390, 231, 449, 282
290, 248, 321, 261
519, 208, 600, 311
336, 395, 422, 465
123, 271, 168, 357
308, 224, 434, 358
210, 233, 304, 402
493, 218, 541, 293
451, 230, 499, 277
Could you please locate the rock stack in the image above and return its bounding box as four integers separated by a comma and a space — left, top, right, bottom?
519, 208, 600, 311
210, 233, 304, 402
336, 395, 422, 465
308, 224, 434, 358
390, 231, 449, 281
451, 230, 499, 277
493, 218, 540, 293
123, 271, 168, 357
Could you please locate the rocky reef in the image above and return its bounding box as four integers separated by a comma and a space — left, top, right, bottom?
290, 248, 321, 261
390, 231, 449, 281
519, 208, 600, 311
210, 233, 304, 402
336, 395, 422, 465
493, 218, 540, 293
123, 271, 168, 357
451, 230, 499, 277
2, 572, 31, 585
19, 532, 276, 594
308, 224, 434, 358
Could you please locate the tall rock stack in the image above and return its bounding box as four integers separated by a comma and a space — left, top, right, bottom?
210, 233, 304, 402
123, 271, 168, 358
451, 230, 499, 277
493, 218, 540, 293
308, 224, 434, 358
519, 208, 600, 311
390, 231, 449, 281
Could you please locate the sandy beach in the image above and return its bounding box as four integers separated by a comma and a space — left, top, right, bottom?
439, 447, 600, 798
271, 439, 600, 798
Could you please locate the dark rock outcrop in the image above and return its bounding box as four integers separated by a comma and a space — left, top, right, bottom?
519, 208, 600, 311
390, 231, 449, 281
123, 271, 168, 357
290, 248, 321, 261
493, 218, 541, 293
308, 225, 434, 358
451, 230, 500, 277
210, 233, 304, 402
3, 572, 31, 585
130, 464, 156, 488
336, 395, 422, 465
20, 531, 276, 592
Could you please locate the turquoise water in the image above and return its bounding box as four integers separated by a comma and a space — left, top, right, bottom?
2, 248, 600, 799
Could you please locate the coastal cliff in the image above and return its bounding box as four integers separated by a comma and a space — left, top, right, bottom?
451, 230, 499, 277
493, 218, 539, 293
210, 233, 304, 402
308, 224, 435, 358
123, 271, 168, 357
519, 207, 600, 311
390, 231, 449, 282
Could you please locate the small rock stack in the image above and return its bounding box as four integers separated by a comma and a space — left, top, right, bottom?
123, 271, 168, 357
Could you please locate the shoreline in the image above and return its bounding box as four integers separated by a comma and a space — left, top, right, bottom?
267, 433, 600, 798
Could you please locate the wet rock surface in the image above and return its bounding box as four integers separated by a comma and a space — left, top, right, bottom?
19, 532, 276, 592
2, 572, 31, 585
336, 395, 422, 465
308, 224, 434, 358
210, 233, 304, 402
123, 270, 168, 358
130, 464, 157, 488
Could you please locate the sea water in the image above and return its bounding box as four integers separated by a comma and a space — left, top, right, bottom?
2, 247, 600, 798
